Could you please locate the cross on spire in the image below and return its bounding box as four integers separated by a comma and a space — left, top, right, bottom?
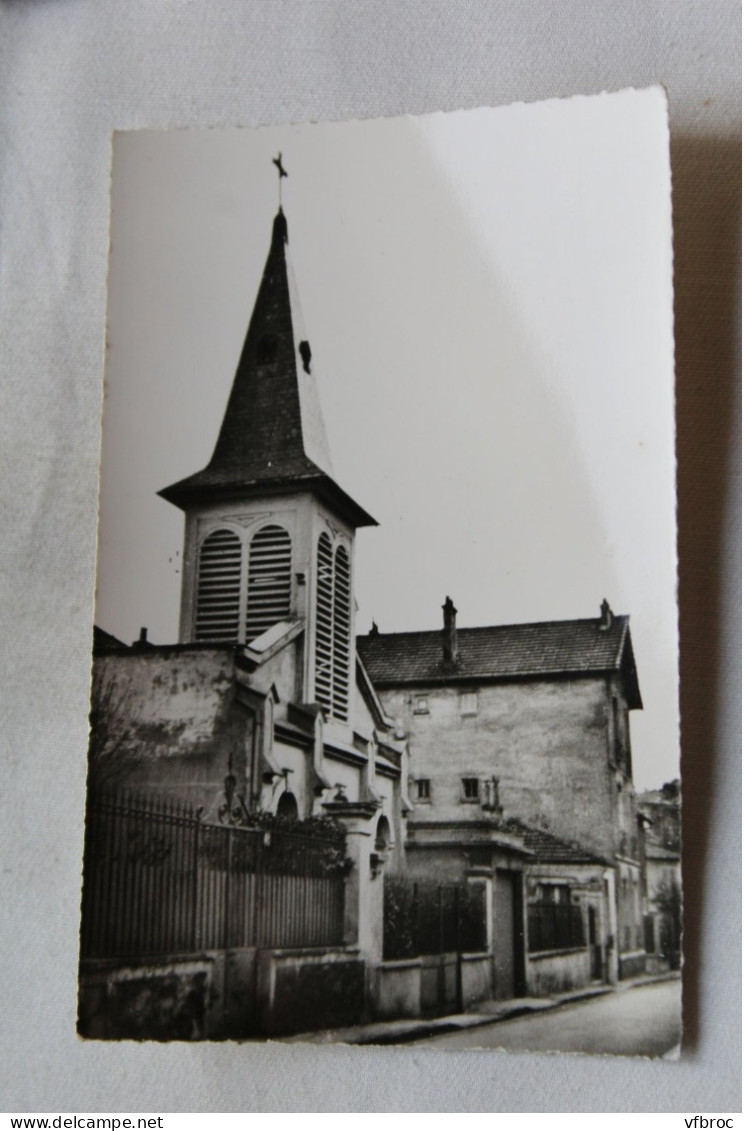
272, 152, 288, 206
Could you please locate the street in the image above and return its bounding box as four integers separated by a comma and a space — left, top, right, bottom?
411, 978, 682, 1057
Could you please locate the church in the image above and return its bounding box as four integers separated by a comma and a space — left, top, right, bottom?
82, 182, 647, 1039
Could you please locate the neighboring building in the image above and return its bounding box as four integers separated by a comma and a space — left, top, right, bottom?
638, 780, 681, 971
358, 594, 648, 985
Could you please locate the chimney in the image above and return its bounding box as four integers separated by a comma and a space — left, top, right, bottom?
133, 626, 154, 650
369, 620, 379, 637
442, 596, 458, 666
599, 599, 613, 631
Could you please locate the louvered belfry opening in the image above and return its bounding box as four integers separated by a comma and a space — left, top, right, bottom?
314, 533, 351, 722
245, 523, 292, 642
332, 545, 351, 721
195, 528, 243, 642
314, 532, 334, 714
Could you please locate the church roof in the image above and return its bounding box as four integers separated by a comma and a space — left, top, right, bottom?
357, 614, 642, 707
159, 209, 376, 529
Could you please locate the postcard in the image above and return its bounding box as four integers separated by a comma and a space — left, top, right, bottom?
81, 89, 680, 1055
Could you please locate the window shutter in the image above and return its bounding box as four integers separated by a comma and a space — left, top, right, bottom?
332, 544, 351, 721
245, 524, 292, 642
314, 532, 333, 713
194, 528, 242, 642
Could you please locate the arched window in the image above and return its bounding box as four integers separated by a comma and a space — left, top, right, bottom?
276, 791, 299, 821
245, 524, 292, 642
314, 532, 334, 714
314, 534, 351, 722
375, 815, 391, 853
332, 544, 351, 721
194, 528, 243, 642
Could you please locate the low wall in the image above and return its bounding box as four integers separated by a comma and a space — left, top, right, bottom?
79, 955, 216, 1041
526, 948, 591, 997
78, 948, 269, 1040
256, 947, 365, 1037
460, 952, 493, 1008
618, 950, 647, 980
419, 953, 459, 1016
372, 959, 422, 1020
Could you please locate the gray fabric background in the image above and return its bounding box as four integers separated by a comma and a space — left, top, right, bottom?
0, 0, 739, 1114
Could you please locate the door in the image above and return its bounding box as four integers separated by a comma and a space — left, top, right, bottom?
492, 870, 516, 999
588, 904, 603, 980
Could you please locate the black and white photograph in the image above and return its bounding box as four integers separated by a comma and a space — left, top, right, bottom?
80, 91, 682, 1055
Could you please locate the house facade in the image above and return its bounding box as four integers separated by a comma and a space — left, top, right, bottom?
357, 595, 648, 989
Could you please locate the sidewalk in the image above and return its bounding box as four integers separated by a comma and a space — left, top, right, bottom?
280, 970, 680, 1045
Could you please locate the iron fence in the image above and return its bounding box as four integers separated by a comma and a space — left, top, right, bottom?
383, 874, 487, 961
527, 902, 585, 953
80, 791, 347, 959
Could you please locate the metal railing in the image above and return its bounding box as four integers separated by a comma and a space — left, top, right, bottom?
80, 791, 347, 960
383, 874, 487, 961
527, 902, 585, 953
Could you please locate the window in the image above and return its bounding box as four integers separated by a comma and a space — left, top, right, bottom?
413, 695, 429, 715
245, 524, 292, 642
460, 691, 478, 716
195, 528, 243, 642
314, 533, 351, 722
527, 885, 584, 953
314, 532, 334, 714
332, 544, 351, 721
415, 778, 431, 802
461, 777, 480, 802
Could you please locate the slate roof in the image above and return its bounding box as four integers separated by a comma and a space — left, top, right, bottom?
93, 625, 129, 652
160, 209, 375, 529
357, 614, 642, 707
504, 820, 609, 865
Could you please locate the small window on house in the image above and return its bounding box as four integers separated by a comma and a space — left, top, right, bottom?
460, 691, 478, 716
461, 777, 480, 802
415, 778, 431, 802
413, 695, 429, 715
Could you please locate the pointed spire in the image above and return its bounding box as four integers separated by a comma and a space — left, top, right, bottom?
160, 206, 376, 528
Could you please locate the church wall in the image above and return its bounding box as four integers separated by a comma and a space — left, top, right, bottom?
247, 634, 303, 708
380, 676, 622, 860
266, 740, 310, 817
320, 756, 361, 803
89, 648, 250, 817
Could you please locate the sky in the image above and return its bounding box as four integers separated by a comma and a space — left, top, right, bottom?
96, 89, 679, 789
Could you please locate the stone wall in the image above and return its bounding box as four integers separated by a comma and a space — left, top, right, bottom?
526, 948, 591, 997
79, 945, 365, 1039
90, 648, 248, 814
256, 947, 366, 1036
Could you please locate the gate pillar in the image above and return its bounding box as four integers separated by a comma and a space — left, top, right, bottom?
322, 797, 383, 962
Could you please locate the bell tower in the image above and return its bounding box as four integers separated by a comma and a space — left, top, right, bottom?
159, 187, 376, 724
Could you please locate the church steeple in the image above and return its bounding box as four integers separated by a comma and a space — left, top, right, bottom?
161, 197, 372, 722
159, 207, 375, 530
